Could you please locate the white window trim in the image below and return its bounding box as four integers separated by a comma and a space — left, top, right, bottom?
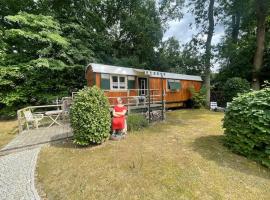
128, 76, 135, 80
139, 78, 147, 95
101, 73, 110, 79
110, 75, 128, 90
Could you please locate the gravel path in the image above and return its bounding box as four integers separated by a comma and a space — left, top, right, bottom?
0, 124, 72, 200
0, 148, 41, 200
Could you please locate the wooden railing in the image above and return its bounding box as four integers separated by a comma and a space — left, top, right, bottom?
103, 89, 165, 109
104, 89, 166, 121
17, 104, 63, 133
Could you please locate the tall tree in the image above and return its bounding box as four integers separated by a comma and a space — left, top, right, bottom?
0, 12, 80, 117
216, 0, 254, 84
205, 0, 215, 107
190, 0, 216, 107
228, 0, 246, 43
252, 0, 269, 90
3, 12, 69, 66
154, 37, 204, 75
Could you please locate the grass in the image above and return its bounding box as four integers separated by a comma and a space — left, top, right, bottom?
37, 109, 270, 200
0, 120, 18, 148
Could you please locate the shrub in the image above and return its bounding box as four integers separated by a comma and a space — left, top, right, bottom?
127, 114, 149, 132
223, 87, 270, 168
70, 86, 111, 145
188, 86, 206, 108
223, 77, 250, 103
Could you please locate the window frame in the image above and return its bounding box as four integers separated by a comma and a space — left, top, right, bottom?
110, 75, 128, 90
100, 73, 110, 90
167, 79, 180, 91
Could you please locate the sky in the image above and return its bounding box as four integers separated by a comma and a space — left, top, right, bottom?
163, 10, 225, 46
163, 10, 225, 72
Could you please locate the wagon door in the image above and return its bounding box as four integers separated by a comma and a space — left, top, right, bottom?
138, 77, 148, 96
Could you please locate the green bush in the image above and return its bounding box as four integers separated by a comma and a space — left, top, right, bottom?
188, 86, 206, 108
70, 86, 111, 145
223, 77, 250, 103
223, 87, 270, 168
127, 114, 149, 132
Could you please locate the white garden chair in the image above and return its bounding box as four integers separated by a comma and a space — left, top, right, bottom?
23, 109, 44, 130
210, 102, 218, 110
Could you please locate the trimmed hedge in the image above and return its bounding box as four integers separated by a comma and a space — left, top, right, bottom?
223, 87, 270, 168
127, 114, 149, 132
70, 86, 111, 145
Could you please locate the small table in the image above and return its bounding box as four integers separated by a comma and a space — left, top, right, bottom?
45, 110, 63, 127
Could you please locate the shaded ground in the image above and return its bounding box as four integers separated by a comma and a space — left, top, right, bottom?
0, 120, 18, 149
37, 109, 270, 200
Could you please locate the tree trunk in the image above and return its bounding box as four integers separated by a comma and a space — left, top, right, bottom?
231, 11, 240, 43
205, 0, 215, 107
252, 0, 267, 90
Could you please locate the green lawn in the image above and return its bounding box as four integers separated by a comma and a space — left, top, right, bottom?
0, 120, 18, 149
37, 109, 270, 200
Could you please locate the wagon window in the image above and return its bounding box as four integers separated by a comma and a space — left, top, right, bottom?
167, 79, 181, 91
111, 75, 127, 90
128, 76, 136, 89
112, 76, 118, 89
119, 77, 126, 89
101, 74, 110, 90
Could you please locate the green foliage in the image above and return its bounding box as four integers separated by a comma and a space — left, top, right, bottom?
3, 12, 69, 66
154, 37, 204, 74
216, 0, 270, 86
223, 87, 270, 168
223, 77, 250, 102
70, 86, 111, 145
127, 114, 149, 132
0, 2, 168, 119
188, 86, 206, 108
0, 65, 85, 118
0, 12, 85, 118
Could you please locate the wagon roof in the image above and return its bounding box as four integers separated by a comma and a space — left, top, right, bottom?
88, 63, 202, 81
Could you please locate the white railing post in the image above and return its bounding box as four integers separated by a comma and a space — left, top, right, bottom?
17, 109, 23, 133
127, 89, 130, 113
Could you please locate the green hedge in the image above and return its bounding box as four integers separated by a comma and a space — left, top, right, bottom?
127, 114, 149, 132
0, 64, 85, 119
223, 87, 270, 168
70, 86, 111, 145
